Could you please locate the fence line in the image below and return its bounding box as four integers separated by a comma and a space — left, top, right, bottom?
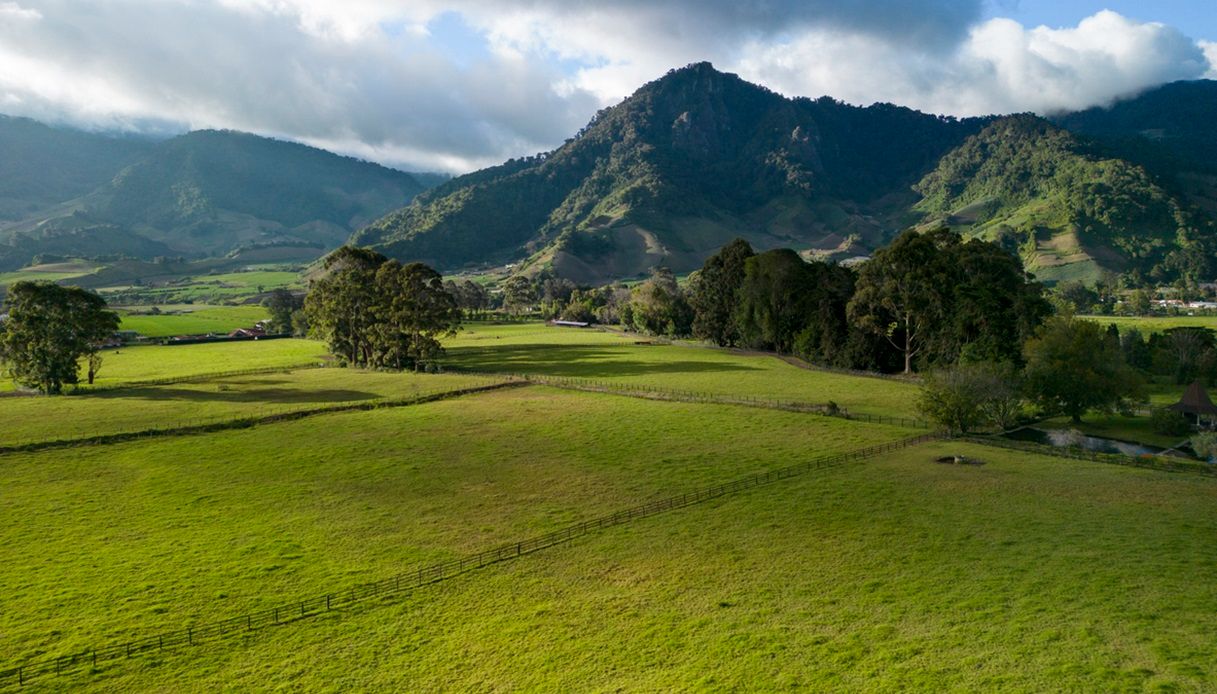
0, 380, 522, 456
68, 363, 329, 395
962, 435, 1216, 476
0, 432, 938, 688
455, 370, 929, 429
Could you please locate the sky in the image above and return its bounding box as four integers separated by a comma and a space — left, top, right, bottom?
0, 1, 1213, 173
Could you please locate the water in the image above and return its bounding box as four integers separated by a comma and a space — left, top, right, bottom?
1003, 427, 1170, 458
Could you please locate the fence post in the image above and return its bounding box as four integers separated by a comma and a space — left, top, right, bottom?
326, 594, 332, 610
187, 628, 193, 645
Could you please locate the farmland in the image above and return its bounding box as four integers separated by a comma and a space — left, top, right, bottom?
0, 324, 1214, 691
117, 305, 271, 337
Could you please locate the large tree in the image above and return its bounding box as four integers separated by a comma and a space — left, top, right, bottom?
690, 238, 754, 346
262, 288, 303, 334
0, 281, 120, 394
1023, 316, 1144, 422
627, 267, 693, 336
849, 228, 1048, 373
848, 229, 953, 374
304, 247, 459, 370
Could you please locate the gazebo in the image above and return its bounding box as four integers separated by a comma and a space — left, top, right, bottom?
1167, 381, 1217, 430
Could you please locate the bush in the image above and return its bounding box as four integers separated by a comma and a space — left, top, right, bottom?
1150, 409, 1193, 437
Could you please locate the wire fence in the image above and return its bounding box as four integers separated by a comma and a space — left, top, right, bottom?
456, 370, 929, 429
0, 432, 938, 688
0, 379, 522, 455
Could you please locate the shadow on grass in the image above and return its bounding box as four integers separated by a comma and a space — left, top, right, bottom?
442, 344, 761, 378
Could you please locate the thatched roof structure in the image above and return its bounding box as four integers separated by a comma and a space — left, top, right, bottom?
1168, 381, 1217, 417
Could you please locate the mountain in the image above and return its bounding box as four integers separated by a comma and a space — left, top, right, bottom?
0, 126, 434, 271
0, 115, 153, 223
356, 62, 984, 283
914, 114, 1215, 284
356, 65, 1217, 285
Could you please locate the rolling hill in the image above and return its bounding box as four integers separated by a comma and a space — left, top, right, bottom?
0, 126, 433, 271
356, 64, 1217, 285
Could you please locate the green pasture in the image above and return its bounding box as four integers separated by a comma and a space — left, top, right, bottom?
0, 260, 102, 287
0, 369, 502, 448
0, 387, 914, 666
443, 323, 919, 417
1082, 314, 1217, 335
118, 305, 271, 337
0, 339, 327, 393
13, 432, 1213, 691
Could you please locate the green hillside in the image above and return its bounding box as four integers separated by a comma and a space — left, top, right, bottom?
914, 115, 1216, 283
356, 63, 982, 283
355, 67, 1217, 285
0, 127, 433, 271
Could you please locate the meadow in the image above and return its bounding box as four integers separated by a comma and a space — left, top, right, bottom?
1, 323, 1215, 691
0, 388, 915, 665
0, 368, 503, 448
117, 305, 271, 337
443, 323, 919, 417
1081, 314, 1217, 335
8, 432, 1215, 691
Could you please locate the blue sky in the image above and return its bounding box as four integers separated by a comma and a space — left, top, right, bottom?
986, 0, 1217, 38
0, 1, 1212, 172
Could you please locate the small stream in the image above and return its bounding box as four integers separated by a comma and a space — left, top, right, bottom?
1002, 427, 1186, 459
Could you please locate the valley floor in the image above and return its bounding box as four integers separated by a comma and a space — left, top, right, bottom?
0, 323, 1214, 690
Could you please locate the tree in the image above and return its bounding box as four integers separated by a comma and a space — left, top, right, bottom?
304, 247, 386, 366
690, 238, 754, 346
502, 276, 535, 317
0, 281, 120, 394
848, 229, 952, 373
917, 362, 1024, 435
370, 261, 461, 370
303, 246, 459, 370
1191, 432, 1217, 461
263, 288, 303, 334
627, 267, 693, 336
1023, 316, 1144, 422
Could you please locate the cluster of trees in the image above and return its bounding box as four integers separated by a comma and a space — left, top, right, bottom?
303, 247, 460, 370
631, 229, 1049, 375
0, 281, 120, 393
919, 316, 1145, 432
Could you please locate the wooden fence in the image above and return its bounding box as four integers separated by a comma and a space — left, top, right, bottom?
0, 433, 938, 687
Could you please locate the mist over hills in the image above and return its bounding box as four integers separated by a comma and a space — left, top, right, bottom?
357, 63, 1217, 285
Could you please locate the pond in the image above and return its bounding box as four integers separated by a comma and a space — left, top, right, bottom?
1003, 427, 1173, 458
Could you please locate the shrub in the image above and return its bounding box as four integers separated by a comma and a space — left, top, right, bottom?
1150, 409, 1193, 437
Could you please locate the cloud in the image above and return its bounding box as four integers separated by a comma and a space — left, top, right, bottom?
736, 10, 1213, 116
1203, 41, 1217, 78
0, 2, 1212, 173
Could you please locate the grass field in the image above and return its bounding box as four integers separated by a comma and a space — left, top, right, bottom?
0, 388, 915, 666
444, 324, 919, 417
8, 430, 1214, 691
0, 369, 503, 447
118, 306, 271, 337
1081, 314, 1217, 335
3, 322, 1216, 691
0, 260, 102, 287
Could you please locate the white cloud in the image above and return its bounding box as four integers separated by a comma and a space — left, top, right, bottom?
734, 11, 1212, 116
1202, 40, 1217, 78
0, 2, 1211, 172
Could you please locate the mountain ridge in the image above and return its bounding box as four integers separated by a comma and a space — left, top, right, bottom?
356, 64, 1217, 285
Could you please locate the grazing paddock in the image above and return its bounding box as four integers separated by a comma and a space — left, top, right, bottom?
0, 387, 914, 670
1081, 314, 1217, 335
117, 306, 272, 338
15, 435, 1216, 692
444, 323, 919, 417
0, 339, 329, 393
0, 369, 504, 448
